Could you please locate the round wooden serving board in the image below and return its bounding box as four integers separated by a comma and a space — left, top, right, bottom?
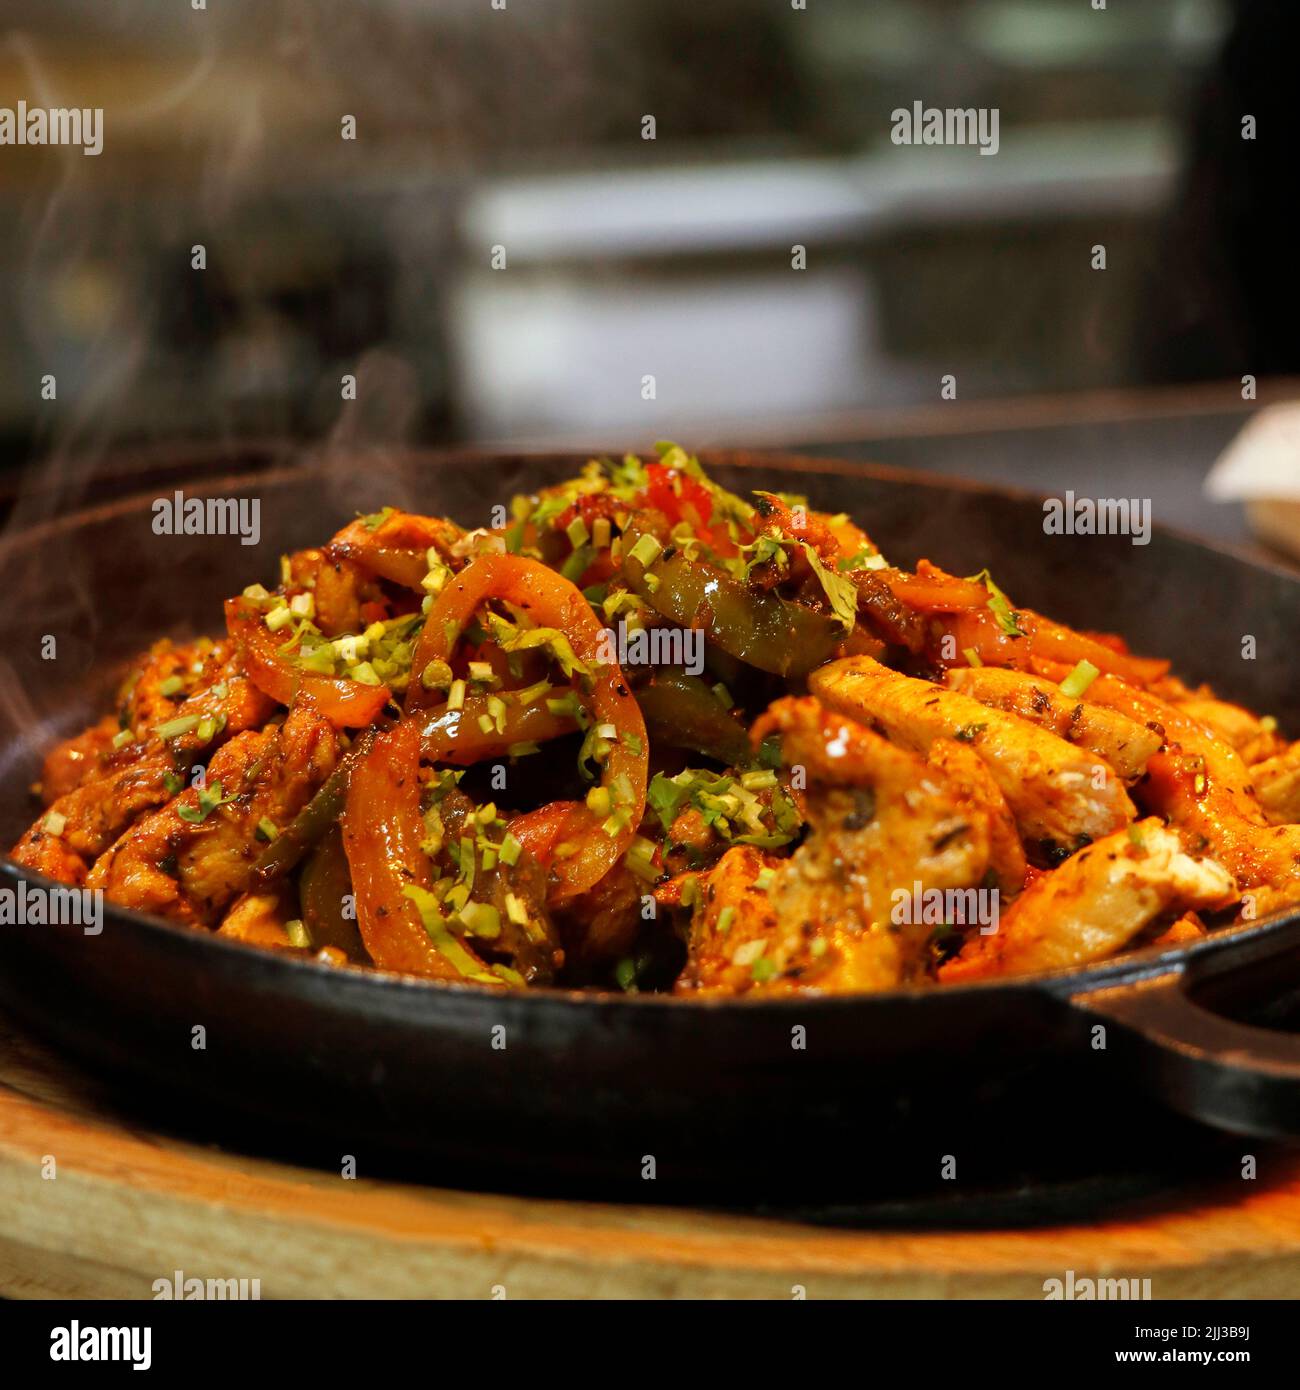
2, 1014, 1300, 1300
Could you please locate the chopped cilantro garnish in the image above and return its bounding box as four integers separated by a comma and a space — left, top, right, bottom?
359, 506, 395, 532
177, 780, 235, 824
801, 543, 858, 633
756, 734, 783, 770
968, 568, 1025, 638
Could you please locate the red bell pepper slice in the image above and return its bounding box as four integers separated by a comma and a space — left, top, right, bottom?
225, 598, 390, 728
407, 553, 647, 899
340, 719, 498, 982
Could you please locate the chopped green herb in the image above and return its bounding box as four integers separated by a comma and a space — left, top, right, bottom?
801, 542, 858, 633
968, 568, 1025, 638
625, 836, 660, 883
457, 901, 501, 940
421, 659, 453, 692
628, 532, 662, 568
359, 506, 395, 532
1058, 658, 1100, 700
284, 918, 312, 948
264, 604, 294, 634
402, 885, 498, 984
194, 713, 226, 745
177, 779, 235, 824
155, 715, 201, 741
756, 734, 782, 770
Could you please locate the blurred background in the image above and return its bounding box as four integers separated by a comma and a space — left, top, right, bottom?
0, 0, 1296, 542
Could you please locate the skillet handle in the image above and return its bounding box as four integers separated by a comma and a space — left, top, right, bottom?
1072, 954, 1300, 1138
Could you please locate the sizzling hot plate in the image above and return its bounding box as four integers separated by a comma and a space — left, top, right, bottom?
3, 448, 1300, 1205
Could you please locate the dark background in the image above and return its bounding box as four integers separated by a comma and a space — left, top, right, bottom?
1, 0, 1297, 543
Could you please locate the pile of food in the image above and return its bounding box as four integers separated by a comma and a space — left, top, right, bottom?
14, 447, 1300, 994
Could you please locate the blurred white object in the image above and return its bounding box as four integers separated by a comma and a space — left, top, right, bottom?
1206, 403, 1300, 500
449, 128, 1175, 441
451, 268, 882, 438
1206, 403, 1300, 559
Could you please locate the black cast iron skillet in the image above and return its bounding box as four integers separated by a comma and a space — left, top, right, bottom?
2, 448, 1300, 1203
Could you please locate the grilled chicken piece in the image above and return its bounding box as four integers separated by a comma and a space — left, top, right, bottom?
1078, 675, 1300, 907
1079, 673, 1250, 796
38, 716, 119, 804
31, 638, 239, 809
119, 638, 215, 735
217, 886, 297, 948
13, 754, 179, 885
1250, 745, 1300, 826
118, 637, 270, 743
1144, 910, 1207, 949
810, 656, 1135, 850
87, 708, 338, 926
946, 666, 1161, 782
12, 646, 278, 884
118, 638, 275, 749
276, 511, 465, 635
677, 697, 993, 995
925, 738, 1027, 894
1142, 747, 1300, 911
941, 820, 1235, 981
327, 509, 465, 593
11, 820, 92, 887
1174, 697, 1284, 765
1140, 672, 1282, 761
283, 548, 379, 637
